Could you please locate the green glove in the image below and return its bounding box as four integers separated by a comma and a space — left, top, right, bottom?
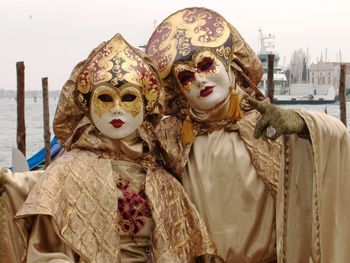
247, 97, 309, 140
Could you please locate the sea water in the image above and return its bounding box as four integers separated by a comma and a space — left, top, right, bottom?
0, 97, 349, 167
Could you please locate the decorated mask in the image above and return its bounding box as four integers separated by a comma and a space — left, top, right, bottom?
146, 7, 263, 115
90, 83, 144, 139
173, 49, 231, 111
75, 34, 162, 139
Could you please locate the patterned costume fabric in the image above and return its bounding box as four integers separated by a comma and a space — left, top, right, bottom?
10, 34, 221, 263
146, 7, 265, 117
146, 7, 350, 263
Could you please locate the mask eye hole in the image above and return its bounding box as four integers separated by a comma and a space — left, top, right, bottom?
178, 70, 194, 85
197, 57, 214, 72
121, 94, 136, 102
98, 94, 113, 102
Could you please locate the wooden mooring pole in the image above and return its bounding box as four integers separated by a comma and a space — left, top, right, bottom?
339, 64, 347, 127
42, 77, 51, 167
16, 61, 26, 156
267, 54, 275, 103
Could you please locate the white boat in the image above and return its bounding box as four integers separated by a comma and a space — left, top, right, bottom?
274, 84, 336, 104
257, 29, 336, 104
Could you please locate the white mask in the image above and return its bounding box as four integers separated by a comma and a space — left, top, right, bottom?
90, 84, 144, 139
174, 50, 231, 111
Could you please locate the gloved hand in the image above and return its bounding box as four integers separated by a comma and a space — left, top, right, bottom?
247, 97, 309, 140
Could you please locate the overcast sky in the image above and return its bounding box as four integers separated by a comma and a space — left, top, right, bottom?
1, 0, 349, 91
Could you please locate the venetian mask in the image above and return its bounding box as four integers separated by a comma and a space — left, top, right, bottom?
75, 34, 162, 138
90, 84, 144, 139
173, 50, 231, 111
146, 7, 263, 115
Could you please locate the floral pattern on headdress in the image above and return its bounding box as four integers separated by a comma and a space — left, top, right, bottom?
146, 7, 264, 116
76, 34, 161, 116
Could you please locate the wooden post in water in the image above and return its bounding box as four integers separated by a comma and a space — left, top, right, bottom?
16, 61, 26, 156
339, 64, 347, 127
42, 77, 51, 166
267, 54, 275, 103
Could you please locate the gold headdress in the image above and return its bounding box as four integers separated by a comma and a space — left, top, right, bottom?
76, 34, 161, 116
54, 34, 164, 150
146, 7, 264, 116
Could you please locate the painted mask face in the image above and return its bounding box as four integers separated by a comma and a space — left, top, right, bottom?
90, 84, 144, 139
173, 50, 231, 111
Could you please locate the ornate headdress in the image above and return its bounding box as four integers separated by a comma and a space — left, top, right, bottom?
76, 33, 162, 116
54, 34, 164, 150
146, 7, 264, 116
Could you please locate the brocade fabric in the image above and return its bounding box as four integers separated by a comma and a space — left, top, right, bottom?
0, 169, 43, 263
2, 34, 221, 263
15, 149, 220, 263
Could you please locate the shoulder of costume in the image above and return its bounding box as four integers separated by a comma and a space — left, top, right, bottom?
156, 116, 182, 135
45, 149, 100, 174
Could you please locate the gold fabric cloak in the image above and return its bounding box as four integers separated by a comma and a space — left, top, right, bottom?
0, 169, 43, 263
1, 34, 221, 263
156, 109, 350, 263
14, 149, 219, 263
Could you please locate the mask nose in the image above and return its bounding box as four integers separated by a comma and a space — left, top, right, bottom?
194, 73, 207, 88
113, 99, 123, 114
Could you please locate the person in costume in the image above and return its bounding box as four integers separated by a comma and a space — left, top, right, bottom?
1, 33, 222, 263
145, 7, 350, 263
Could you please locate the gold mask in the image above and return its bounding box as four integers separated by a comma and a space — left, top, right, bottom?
173, 50, 220, 93
146, 7, 263, 94
91, 84, 143, 117
76, 34, 161, 117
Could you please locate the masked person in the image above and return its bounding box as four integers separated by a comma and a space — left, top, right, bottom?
145, 7, 350, 263
5, 34, 222, 263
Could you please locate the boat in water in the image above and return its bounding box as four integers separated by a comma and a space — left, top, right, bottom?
10, 137, 63, 171
257, 29, 336, 104
273, 84, 336, 104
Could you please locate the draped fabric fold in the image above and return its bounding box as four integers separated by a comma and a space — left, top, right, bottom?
156, 110, 350, 263
276, 111, 350, 263
15, 150, 219, 262
0, 169, 43, 263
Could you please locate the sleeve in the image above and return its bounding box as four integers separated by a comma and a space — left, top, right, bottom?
276, 110, 350, 263
26, 215, 77, 263
0, 168, 43, 263
301, 111, 350, 262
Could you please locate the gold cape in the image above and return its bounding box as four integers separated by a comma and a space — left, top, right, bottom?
0, 169, 43, 263
1, 34, 221, 263
156, 109, 350, 263
13, 149, 219, 263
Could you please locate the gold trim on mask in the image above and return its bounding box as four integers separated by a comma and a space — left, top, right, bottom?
90, 83, 143, 118
91, 84, 119, 117
173, 49, 221, 93
193, 50, 220, 76
76, 34, 161, 116
146, 7, 231, 79
173, 63, 196, 93
146, 7, 264, 118
119, 85, 143, 117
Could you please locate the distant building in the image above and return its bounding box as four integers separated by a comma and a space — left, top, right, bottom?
309, 61, 350, 94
